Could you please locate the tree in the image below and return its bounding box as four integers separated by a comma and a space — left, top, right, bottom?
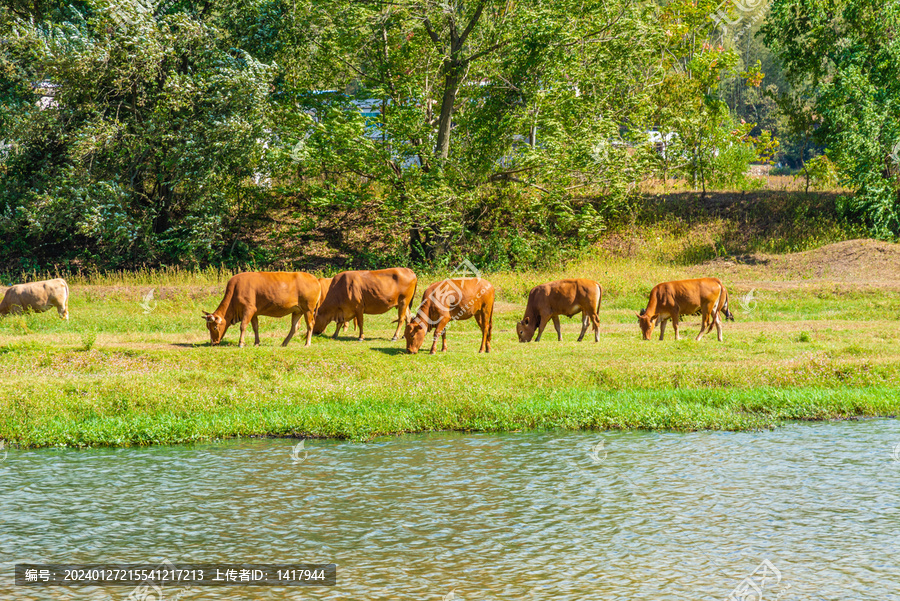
762, 0, 900, 236
0, 1, 278, 267
278, 0, 671, 264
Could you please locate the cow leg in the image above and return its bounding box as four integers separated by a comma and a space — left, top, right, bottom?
239, 316, 252, 348
282, 312, 302, 347
394, 293, 415, 342
715, 312, 723, 342
696, 310, 709, 341
699, 304, 717, 340
535, 313, 551, 342
430, 317, 451, 354
671, 315, 681, 340
354, 310, 365, 341
55, 301, 68, 320
304, 310, 315, 347
592, 314, 600, 343
251, 316, 261, 346
552, 315, 562, 341
391, 304, 406, 342
475, 312, 489, 352
331, 316, 347, 340
658, 318, 667, 341
577, 314, 589, 342
706, 309, 720, 337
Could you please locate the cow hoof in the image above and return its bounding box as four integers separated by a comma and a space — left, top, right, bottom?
391, 336, 398, 342
357, 337, 364, 342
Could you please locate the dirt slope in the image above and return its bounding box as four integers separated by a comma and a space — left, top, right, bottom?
699, 239, 900, 290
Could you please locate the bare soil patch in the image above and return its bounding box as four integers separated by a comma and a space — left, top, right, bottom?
699, 239, 900, 290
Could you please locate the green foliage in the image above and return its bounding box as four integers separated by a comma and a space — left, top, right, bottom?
0, 2, 278, 269
0, 0, 868, 271
762, 0, 900, 237
806, 155, 839, 191
709, 142, 759, 190
261, 0, 675, 267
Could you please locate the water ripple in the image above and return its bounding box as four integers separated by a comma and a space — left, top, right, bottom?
1, 420, 899, 600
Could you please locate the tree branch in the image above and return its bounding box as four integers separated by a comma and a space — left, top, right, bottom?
422, 17, 441, 48
467, 40, 509, 63
458, 0, 486, 48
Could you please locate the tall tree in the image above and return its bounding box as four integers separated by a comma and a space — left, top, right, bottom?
0, 1, 277, 267
762, 0, 900, 236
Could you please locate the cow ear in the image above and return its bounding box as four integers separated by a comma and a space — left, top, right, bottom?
523, 317, 529, 326
635, 312, 642, 318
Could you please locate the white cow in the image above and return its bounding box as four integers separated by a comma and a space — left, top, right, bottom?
0, 278, 70, 320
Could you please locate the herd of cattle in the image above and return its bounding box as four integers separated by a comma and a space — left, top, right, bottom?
0, 270, 735, 353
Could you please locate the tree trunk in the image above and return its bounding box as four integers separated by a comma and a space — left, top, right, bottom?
409, 227, 429, 263
434, 62, 462, 160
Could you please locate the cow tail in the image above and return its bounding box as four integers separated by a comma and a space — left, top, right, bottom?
62, 279, 70, 317
722, 285, 734, 321
409, 279, 418, 322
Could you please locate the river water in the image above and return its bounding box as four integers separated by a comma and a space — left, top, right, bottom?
1, 420, 899, 600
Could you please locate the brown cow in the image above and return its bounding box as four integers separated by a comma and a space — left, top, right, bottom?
202, 272, 320, 347
317, 278, 354, 333
313, 268, 417, 341
0, 278, 69, 320
637, 277, 734, 341
516, 279, 602, 343
404, 277, 494, 354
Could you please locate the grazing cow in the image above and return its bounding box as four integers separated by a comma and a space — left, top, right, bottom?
516, 278, 602, 343
313, 268, 417, 341
0, 278, 69, 320
202, 272, 320, 347
404, 278, 494, 354
317, 277, 333, 298
317, 278, 354, 334
637, 277, 734, 341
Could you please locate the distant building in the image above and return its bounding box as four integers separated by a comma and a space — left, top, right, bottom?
33, 81, 59, 110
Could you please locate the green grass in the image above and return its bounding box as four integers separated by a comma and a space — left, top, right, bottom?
2, 251, 900, 447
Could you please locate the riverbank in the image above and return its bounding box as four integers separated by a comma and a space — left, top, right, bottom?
2, 238, 899, 447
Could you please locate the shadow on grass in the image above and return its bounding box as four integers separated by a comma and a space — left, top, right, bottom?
320, 335, 401, 343
369, 347, 410, 356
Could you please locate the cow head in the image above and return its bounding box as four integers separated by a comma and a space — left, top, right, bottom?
312, 307, 333, 335
636, 311, 656, 340
404, 318, 428, 354
516, 316, 537, 342
202, 311, 227, 345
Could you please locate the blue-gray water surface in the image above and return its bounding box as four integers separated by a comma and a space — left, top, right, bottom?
1, 420, 899, 600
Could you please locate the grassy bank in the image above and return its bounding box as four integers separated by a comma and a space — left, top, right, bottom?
2, 237, 900, 447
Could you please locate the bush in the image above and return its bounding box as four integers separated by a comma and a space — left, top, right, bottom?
708, 142, 761, 190
805, 155, 840, 191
